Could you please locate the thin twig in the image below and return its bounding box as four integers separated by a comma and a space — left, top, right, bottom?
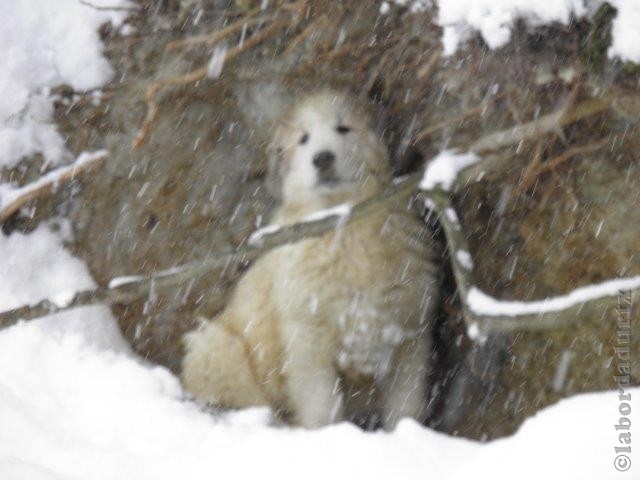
510, 140, 545, 202
514, 138, 608, 201
165, 12, 270, 51
133, 20, 287, 149
538, 138, 608, 173
414, 91, 506, 142
399, 48, 442, 107
280, 15, 326, 58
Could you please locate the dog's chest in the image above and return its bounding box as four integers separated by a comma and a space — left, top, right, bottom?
274, 219, 427, 377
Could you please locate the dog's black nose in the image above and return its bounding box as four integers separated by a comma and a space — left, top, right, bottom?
313, 151, 335, 171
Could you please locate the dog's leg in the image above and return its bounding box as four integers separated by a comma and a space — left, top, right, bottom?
181, 320, 267, 408
380, 335, 429, 430
281, 324, 343, 428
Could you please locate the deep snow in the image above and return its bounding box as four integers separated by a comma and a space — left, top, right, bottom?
0, 313, 635, 479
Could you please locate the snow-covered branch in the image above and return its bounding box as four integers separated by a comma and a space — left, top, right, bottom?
0, 150, 108, 224
420, 184, 636, 340
424, 183, 639, 338
0, 172, 422, 328
467, 281, 638, 337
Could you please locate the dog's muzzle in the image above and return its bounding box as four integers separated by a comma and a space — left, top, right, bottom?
313, 150, 338, 185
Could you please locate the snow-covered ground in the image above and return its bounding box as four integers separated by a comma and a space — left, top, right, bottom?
0, 224, 128, 350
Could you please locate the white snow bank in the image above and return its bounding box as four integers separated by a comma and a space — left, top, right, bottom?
436, 0, 640, 63
0, 311, 636, 479
0, 224, 127, 351
437, 0, 587, 55
420, 150, 479, 191
467, 275, 640, 316
608, 0, 640, 62
0, 0, 130, 168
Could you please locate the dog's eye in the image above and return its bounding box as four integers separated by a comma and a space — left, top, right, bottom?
299, 133, 309, 145
336, 125, 351, 134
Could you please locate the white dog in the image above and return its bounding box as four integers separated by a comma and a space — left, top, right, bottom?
181, 90, 439, 429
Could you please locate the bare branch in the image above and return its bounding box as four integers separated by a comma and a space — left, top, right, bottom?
414, 90, 505, 142
0, 172, 422, 329
454, 95, 620, 187
513, 138, 608, 197
165, 11, 270, 51
280, 15, 327, 58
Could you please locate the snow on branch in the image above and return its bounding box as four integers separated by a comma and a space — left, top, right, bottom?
469, 277, 640, 317
420, 151, 479, 191
0, 150, 109, 224
466, 287, 637, 339
250, 203, 354, 246
78, 0, 139, 12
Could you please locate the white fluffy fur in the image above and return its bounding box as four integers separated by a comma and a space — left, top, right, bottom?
181, 91, 439, 429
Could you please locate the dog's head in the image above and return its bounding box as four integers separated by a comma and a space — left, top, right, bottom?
267, 90, 390, 206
